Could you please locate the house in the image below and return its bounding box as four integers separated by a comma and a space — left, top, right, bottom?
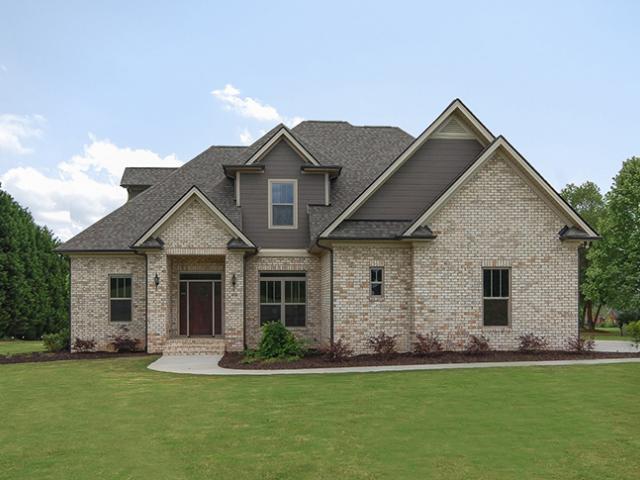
57, 100, 599, 355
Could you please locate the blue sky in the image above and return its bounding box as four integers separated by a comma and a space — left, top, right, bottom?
1, 0, 638, 240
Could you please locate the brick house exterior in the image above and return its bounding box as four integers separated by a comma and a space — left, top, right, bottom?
58, 100, 598, 355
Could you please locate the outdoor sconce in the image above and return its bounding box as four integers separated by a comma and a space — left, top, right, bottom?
232, 274, 237, 287
154, 273, 160, 288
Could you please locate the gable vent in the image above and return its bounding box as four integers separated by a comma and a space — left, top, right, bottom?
433, 116, 476, 139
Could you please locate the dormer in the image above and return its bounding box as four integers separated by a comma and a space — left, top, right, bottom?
120, 167, 178, 201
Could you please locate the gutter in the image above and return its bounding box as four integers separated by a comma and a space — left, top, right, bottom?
314, 239, 334, 345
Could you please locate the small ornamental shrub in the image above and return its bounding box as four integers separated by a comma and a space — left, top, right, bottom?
567, 335, 595, 353
465, 334, 490, 354
413, 333, 443, 356
42, 328, 70, 352
73, 338, 96, 353
109, 326, 139, 352
368, 332, 398, 357
626, 320, 640, 347
258, 321, 307, 359
321, 338, 353, 362
518, 333, 548, 352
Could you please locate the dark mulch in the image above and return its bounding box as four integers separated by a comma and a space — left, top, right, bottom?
0, 351, 151, 365
219, 350, 640, 370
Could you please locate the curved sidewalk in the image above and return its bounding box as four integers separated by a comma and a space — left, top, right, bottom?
148, 353, 640, 376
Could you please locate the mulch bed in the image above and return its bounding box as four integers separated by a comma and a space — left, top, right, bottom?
219, 350, 640, 370
0, 351, 151, 365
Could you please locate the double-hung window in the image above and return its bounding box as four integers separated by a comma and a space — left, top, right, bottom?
483, 268, 510, 326
269, 179, 297, 228
259, 273, 306, 327
370, 267, 383, 297
110, 276, 132, 322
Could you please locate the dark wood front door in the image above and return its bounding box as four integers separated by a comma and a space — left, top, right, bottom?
188, 281, 213, 335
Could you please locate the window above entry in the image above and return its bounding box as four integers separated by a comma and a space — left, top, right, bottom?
268, 179, 297, 229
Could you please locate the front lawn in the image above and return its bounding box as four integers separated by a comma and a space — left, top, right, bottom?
0, 339, 46, 356
2, 357, 639, 479
581, 327, 631, 341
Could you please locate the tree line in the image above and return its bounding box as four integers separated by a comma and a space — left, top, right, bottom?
561, 156, 640, 329
0, 183, 68, 339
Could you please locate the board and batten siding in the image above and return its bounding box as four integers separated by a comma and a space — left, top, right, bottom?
239, 140, 324, 248
351, 138, 484, 220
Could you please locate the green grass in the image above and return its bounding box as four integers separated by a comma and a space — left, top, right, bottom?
581, 327, 631, 341
1, 357, 640, 479
0, 339, 46, 356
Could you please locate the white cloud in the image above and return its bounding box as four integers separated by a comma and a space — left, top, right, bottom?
1, 136, 181, 241
211, 84, 304, 143
0, 114, 45, 154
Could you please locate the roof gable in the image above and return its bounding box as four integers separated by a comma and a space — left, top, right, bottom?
402, 136, 599, 238
319, 99, 495, 238
244, 126, 320, 166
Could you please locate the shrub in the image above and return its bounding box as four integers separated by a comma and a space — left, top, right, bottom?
73, 338, 96, 353
518, 333, 548, 352
321, 338, 353, 362
42, 328, 69, 352
567, 335, 595, 353
465, 334, 490, 354
626, 321, 640, 347
258, 321, 307, 359
413, 333, 443, 356
616, 310, 639, 335
368, 332, 398, 357
109, 326, 139, 352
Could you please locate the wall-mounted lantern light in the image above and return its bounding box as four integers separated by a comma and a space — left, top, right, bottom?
232, 274, 237, 287
154, 273, 160, 288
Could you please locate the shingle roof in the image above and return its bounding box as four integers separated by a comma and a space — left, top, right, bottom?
328, 220, 435, 240
120, 167, 179, 186
57, 121, 413, 252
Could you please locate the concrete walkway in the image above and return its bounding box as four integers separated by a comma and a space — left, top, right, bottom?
593, 339, 638, 353
148, 351, 640, 376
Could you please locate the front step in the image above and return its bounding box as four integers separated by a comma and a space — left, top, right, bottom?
163, 337, 226, 356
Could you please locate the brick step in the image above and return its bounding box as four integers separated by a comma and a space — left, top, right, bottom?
163, 337, 226, 356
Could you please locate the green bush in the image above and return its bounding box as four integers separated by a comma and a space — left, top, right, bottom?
42, 328, 69, 352
257, 322, 306, 360
626, 321, 640, 347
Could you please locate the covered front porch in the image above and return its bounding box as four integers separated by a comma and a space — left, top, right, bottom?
146, 251, 246, 354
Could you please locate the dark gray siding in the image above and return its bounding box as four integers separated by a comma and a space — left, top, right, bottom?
240, 140, 324, 248
351, 138, 484, 220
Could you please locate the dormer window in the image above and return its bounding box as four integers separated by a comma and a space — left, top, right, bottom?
268, 179, 297, 229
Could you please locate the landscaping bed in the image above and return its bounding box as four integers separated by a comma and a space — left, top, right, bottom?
220, 350, 640, 370
0, 351, 150, 364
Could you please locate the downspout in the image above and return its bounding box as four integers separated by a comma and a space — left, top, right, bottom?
315, 239, 334, 344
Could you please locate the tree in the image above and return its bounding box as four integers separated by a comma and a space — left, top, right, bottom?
593, 157, 640, 312
0, 183, 68, 339
560, 181, 606, 329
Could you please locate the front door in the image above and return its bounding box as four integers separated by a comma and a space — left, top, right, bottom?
188, 281, 213, 335
179, 273, 223, 336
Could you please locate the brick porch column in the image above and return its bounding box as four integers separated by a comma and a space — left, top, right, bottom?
224, 251, 244, 351
146, 252, 169, 353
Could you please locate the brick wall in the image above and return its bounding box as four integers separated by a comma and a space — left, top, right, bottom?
70, 254, 146, 352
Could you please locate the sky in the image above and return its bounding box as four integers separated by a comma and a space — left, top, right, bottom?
0, 0, 638, 241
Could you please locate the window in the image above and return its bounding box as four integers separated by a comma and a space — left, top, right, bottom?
259, 273, 306, 327
110, 276, 132, 322
483, 268, 509, 326
269, 180, 297, 228
370, 267, 383, 297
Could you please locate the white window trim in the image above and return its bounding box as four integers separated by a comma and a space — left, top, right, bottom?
268, 179, 298, 229
235, 172, 241, 207
482, 267, 511, 328
370, 267, 384, 298
324, 172, 330, 206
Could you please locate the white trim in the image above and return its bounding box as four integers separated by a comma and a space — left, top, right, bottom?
402, 137, 598, 237
134, 187, 255, 247
324, 172, 330, 206
245, 128, 319, 166
432, 115, 477, 140
235, 172, 241, 207
319, 100, 494, 238
257, 249, 315, 257
267, 179, 298, 230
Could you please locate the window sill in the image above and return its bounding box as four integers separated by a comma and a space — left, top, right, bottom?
482, 325, 512, 330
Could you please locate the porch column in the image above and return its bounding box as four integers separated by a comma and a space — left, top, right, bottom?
224, 251, 244, 351
147, 252, 169, 353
